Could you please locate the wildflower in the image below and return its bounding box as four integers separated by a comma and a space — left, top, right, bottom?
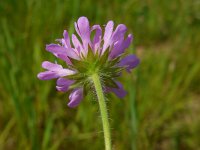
37, 16, 139, 108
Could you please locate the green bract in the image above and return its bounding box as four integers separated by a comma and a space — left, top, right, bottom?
67, 48, 124, 93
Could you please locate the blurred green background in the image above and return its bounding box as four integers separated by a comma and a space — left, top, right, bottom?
0, 0, 200, 149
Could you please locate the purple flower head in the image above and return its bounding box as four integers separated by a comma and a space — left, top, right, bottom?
38, 16, 140, 108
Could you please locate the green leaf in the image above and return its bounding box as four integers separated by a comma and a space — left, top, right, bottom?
98, 48, 110, 65
66, 73, 87, 81
102, 77, 118, 88
69, 81, 83, 89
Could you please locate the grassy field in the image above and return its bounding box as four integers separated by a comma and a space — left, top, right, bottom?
0, 0, 200, 149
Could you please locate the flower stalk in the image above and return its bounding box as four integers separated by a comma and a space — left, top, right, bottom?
91, 73, 111, 150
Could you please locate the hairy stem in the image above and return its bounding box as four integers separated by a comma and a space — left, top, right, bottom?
91, 73, 111, 150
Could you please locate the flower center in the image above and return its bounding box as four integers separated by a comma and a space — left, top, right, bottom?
67, 49, 122, 91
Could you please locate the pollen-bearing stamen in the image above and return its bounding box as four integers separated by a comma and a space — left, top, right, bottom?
37, 16, 140, 108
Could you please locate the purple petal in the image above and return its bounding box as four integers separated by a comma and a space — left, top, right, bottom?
109, 34, 133, 59
72, 34, 83, 55
122, 34, 133, 50
76, 17, 90, 39
63, 30, 71, 48
38, 61, 75, 80
102, 21, 114, 53
111, 24, 127, 43
46, 44, 79, 60
74, 17, 90, 54
74, 22, 80, 35
56, 53, 72, 65
109, 39, 124, 58
68, 88, 83, 108
37, 68, 74, 80
46, 43, 72, 64
56, 78, 73, 86
56, 68, 75, 76
42, 61, 62, 71
91, 25, 102, 53
37, 71, 59, 80
42, 61, 75, 76
56, 78, 74, 92
110, 82, 127, 98
118, 55, 140, 72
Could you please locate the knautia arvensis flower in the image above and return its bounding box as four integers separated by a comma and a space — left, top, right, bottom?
37, 16, 139, 108
38, 16, 139, 150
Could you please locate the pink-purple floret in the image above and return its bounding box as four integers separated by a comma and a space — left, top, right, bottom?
37, 16, 139, 108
